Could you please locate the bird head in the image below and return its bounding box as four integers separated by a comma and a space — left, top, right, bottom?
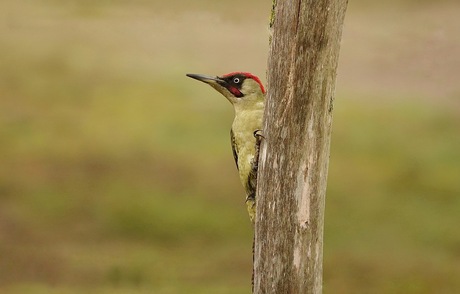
186, 72, 266, 105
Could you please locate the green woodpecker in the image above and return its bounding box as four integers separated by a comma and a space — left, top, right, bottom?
186, 72, 265, 223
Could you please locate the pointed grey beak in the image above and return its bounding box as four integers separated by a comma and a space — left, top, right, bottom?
186, 73, 225, 85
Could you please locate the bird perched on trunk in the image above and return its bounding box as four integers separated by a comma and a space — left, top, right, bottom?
186, 72, 265, 223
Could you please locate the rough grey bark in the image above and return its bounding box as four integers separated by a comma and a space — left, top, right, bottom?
253, 1, 347, 293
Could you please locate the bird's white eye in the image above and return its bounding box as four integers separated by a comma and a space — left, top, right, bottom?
233, 77, 240, 84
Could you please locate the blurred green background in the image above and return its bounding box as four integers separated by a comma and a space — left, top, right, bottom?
1, 0, 459, 293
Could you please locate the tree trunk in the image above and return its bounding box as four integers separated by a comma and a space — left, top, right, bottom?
253, 1, 347, 293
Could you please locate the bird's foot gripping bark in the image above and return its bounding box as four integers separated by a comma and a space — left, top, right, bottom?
252, 129, 264, 172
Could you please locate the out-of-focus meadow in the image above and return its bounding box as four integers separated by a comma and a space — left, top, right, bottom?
1, 0, 459, 293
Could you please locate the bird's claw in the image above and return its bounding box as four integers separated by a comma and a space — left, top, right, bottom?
253, 129, 265, 140
250, 129, 263, 185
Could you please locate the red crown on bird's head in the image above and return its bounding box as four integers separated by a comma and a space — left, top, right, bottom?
221, 72, 266, 94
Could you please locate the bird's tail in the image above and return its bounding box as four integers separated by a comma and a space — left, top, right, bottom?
246, 193, 256, 224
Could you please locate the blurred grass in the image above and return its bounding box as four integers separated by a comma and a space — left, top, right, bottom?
1, 0, 460, 293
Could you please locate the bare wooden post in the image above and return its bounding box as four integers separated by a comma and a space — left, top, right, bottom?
253, 0, 347, 293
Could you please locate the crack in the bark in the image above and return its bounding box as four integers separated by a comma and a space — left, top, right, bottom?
294, 0, 302, 34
